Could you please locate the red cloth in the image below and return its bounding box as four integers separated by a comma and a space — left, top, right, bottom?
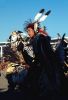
38, 28, 48, 36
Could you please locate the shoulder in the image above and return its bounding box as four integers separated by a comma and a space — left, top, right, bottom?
36, 33, 51, 40
35, 33, 45, 39
33, 34, 51, 45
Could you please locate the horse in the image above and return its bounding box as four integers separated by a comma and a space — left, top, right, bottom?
5, 31, 30, 91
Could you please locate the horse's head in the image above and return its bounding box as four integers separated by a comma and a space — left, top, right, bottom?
10, 31, 18, 43
8, 31, 22, 51
9, 30, 29, 51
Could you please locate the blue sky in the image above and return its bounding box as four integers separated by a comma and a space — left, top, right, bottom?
0, 0, 68, 42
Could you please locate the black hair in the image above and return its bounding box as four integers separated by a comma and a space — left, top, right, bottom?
24, 19, 34, 32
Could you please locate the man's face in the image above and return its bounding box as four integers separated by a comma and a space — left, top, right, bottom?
27, 28, 35, 38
